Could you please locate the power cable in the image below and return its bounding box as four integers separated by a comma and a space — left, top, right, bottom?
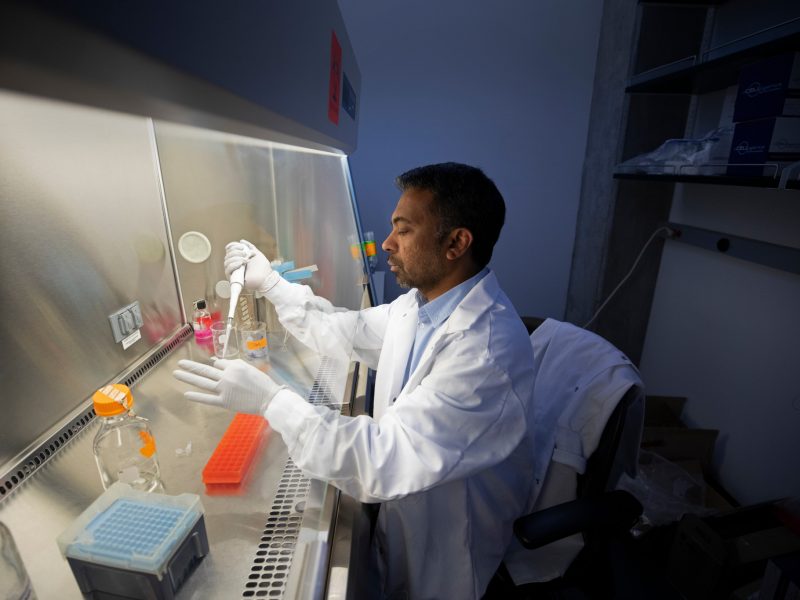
583, 226, 675, 330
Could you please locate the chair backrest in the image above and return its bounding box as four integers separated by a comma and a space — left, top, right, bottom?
579, 385, 638, 498
528, 318, 645, 511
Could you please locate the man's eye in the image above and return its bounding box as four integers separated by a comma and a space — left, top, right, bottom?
396, 229, 409, 235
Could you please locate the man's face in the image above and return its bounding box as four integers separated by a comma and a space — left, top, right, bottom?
382, 188, 449, 293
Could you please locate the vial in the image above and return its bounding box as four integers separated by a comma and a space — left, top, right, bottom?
0, 521, 37, 599
192, 299, 212, 340
92, 384, 163, 493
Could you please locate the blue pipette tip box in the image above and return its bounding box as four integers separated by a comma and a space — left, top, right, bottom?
58, 483, 209, 600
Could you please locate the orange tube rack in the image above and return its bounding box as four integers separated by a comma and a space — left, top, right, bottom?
202, 414, 268, 486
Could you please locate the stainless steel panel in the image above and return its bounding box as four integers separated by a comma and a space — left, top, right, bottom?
0, 90, 182, 469
0, 326, 193, 501
325, 362, 371, 600
1, 1, 359, 154
152, 120, 365, 320
0, 334, 352, 599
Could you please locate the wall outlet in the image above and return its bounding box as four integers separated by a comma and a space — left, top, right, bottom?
108, 301, 143, 343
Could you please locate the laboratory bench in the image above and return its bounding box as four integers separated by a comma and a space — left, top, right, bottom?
0, 326, 365, 599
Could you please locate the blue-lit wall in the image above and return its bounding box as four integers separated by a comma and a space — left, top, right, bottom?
338, 0, 603, 317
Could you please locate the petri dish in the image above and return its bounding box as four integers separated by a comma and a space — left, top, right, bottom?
178, 231, 212, 264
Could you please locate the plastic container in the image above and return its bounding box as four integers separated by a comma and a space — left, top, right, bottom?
92, 384, 163, 493
191, 299, 212, 340
57, 483, 208, 600
0, 521, 37, 599
202, 414, 268, 486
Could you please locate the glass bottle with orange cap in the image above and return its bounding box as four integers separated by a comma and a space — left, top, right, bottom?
92, 384, 164, 492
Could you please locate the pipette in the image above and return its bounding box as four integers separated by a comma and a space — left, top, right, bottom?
222, 265, 245, 356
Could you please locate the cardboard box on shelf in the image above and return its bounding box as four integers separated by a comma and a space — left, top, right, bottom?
730, 579, 763, 600
641, 395, 736, 511
760, 552, 800, 600
734, 52, 800, 122
641, 426, 719, 470
644, 395, 687, 428
674, 460, 735, 512
668, 505, 800, 600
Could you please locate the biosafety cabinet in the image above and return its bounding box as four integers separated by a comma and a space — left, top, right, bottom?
0, 2, 373, 598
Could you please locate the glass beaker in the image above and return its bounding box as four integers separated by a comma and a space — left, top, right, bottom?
211, 321, 239, 358
240, 321, 268, 360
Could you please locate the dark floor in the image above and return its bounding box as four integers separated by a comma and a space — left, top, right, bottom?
483, 525, 683, 600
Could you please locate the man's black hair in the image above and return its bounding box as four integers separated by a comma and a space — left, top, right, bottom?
395, 162, 505, 268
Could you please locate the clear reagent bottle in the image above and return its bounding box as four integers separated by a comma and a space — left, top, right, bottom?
92, 384, 163, 493
192, 299, 213, 340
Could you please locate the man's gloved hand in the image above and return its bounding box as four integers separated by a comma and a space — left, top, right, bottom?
173, 358, 286, 416
224, 240, 281, 294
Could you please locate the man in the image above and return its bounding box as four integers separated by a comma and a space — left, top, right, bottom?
174, 162, 536, 599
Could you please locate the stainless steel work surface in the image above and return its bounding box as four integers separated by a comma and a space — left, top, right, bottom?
0, 334, 351, 599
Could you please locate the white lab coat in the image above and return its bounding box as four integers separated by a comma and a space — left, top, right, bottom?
503, 318, 644, 584
263, 271, 536, 599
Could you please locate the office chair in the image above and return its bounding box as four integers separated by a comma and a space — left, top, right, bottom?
487, 319, 646, 599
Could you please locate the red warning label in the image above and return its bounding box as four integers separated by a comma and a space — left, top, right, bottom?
328, 30, 342, 125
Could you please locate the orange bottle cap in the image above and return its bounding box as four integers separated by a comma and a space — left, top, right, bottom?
93, 384, 134, 416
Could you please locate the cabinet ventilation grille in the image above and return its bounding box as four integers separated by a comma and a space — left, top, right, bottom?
243, 356, 339, 598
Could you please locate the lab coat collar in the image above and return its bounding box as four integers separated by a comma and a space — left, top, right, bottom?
391, 271, 500, 402
415, 267, 488, 329
441, 270, 500, 333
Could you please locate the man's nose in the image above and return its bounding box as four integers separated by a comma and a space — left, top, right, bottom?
382, 232, 394, 253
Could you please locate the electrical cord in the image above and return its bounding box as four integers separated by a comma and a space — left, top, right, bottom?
583, 226, 676, 330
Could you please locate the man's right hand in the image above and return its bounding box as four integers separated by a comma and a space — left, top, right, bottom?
173, 358, 287, 416
224, 239, 281, 293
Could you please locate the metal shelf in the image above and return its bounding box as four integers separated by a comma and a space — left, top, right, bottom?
627, 16, 800, 93
614, 172, 787, 188
639, 1, 725, 4
614, 173, 800, 189
613, 161, 800, 190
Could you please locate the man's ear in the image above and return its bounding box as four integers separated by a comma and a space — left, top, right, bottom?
445, 228, 473, 260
